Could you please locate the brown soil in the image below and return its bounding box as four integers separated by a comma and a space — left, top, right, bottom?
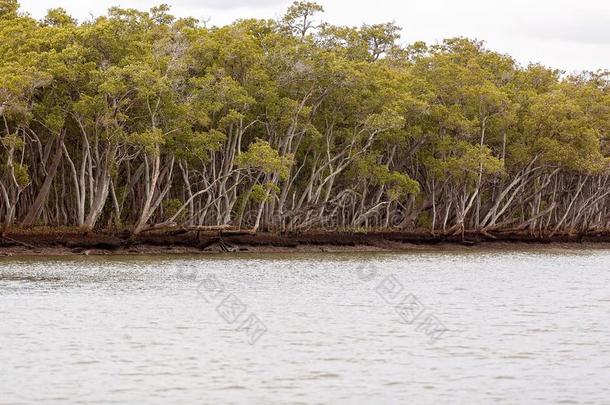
2, 229, 610, 256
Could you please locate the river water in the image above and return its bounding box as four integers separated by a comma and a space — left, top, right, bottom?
1, 248, 609, 404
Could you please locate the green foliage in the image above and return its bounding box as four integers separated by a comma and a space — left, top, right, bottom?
12, 162, 30, 188
250, 184, 267, 203
237, 139, 294, 180
250, 182, 280, 203
163, 198, 185, 221
43, 8, 76, 26
523, 88, 608, 173
170, 130, 225, 161
416, 211, 433, 229
0, 0, 18, 20
356, 155, 420, 199
130, 129, 165, 155
426, 137, 505, 182
282, 1, 324, 38
1, 134, 24, 151
385, 172, 420, 200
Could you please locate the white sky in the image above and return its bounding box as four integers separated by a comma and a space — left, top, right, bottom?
18, 0, 610, 72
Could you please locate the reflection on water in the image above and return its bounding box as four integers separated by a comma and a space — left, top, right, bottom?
1, 248, 610, 404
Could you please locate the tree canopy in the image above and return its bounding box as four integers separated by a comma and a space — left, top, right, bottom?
1, 1, 609, 236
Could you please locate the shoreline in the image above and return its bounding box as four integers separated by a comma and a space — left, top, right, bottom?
3, 230, 610, 256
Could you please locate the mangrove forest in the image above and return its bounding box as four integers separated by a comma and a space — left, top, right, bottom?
1, 0, 610, 237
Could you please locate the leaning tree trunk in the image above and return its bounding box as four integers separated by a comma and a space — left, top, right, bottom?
21, 133, 65, 227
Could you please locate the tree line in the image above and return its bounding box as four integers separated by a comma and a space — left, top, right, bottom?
1, 0, 610, 236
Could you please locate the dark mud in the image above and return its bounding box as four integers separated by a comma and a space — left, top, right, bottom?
2, 229, 610, 256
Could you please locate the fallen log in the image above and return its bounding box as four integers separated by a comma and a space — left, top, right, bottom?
220, 229, 257, 236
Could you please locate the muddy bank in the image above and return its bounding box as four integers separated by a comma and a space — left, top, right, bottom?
2, 229, 610, 256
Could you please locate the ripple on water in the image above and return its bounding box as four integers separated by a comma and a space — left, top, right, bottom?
1, 250, 610, 403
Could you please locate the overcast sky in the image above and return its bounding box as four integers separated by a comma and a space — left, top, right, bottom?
18, 0, 610, 72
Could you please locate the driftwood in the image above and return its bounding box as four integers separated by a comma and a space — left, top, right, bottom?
219, 229, 257, 236
140, 224, 239, 234
188, 225, 235, 232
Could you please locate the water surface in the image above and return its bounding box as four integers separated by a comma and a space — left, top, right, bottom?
1, 248, 609, 404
